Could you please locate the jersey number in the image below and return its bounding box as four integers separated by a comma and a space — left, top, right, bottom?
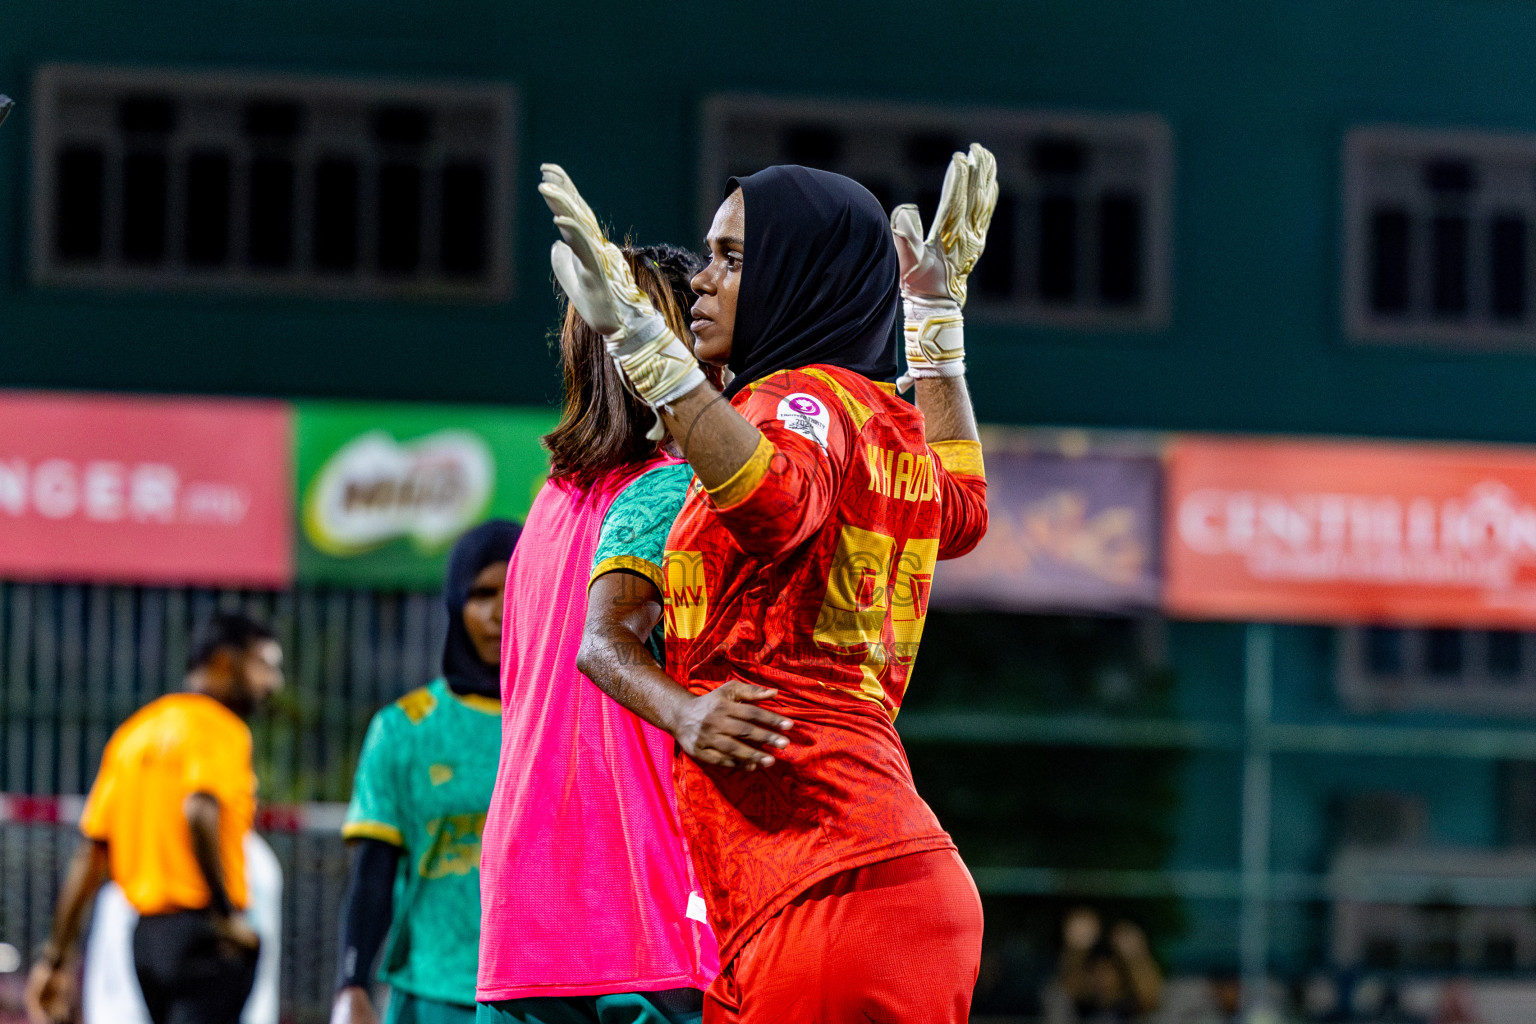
812, 525, 937, 710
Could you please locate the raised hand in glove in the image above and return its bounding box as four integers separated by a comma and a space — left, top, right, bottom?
538, 164, 705, 422
889, 143, 998, 389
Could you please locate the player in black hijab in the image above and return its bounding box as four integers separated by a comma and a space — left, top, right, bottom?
715, 164, 901, 396
440, 519, 520, 698
539, 149, 996, 1020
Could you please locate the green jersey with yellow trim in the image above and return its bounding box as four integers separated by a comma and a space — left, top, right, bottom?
589, 461, 694, 661
342, 677, 501, 1005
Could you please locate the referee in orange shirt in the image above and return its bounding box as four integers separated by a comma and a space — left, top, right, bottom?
26, 612, 284, 1024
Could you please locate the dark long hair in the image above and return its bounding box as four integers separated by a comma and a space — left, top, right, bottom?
543, 244, 707, 491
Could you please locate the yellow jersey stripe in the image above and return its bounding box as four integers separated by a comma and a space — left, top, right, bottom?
341, 820, 405, 846
449, 691, 502, 716
931, 439, 985, 479
800, 367, 874, 432
590, 554, 665, 593
708, 434, 775, 510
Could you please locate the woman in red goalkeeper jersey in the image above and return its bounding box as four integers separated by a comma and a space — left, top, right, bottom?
548, 147, 996, 1023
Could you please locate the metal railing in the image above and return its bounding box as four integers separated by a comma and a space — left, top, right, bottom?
0, 580, 448, 1023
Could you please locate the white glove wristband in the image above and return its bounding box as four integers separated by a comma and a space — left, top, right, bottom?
608, 314, 707, 408
898, 297, 966, 391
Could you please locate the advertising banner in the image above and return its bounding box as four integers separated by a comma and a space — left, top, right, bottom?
931, 435, 1162, 613
0, 392, 291, 587
1166, 436, 1536, 627
294, 402, 558, 588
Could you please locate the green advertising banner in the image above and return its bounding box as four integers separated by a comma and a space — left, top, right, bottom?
294, 402, 558, 588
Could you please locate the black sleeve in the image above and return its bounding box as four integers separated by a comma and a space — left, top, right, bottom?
335, 838, 401, 992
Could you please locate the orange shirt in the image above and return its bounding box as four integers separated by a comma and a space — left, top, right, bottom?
79, 692, 256, 915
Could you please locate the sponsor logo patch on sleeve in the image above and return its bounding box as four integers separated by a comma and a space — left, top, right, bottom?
776, 393, 831, 449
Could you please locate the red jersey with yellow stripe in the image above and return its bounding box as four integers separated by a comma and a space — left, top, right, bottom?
662, 363, 987, 964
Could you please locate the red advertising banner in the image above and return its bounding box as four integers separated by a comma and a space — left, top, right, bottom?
0, 393, 292, 587
1166, 436, 1536, 627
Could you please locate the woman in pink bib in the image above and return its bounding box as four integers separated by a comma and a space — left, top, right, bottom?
477, 245, 720, 1024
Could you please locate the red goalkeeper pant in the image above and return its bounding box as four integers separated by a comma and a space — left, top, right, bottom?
704, 848, 984, 1024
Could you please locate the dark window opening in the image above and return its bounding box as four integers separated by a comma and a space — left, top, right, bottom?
705, 107, 1164, 325
1037, 194, 1078, 302
1484, 935, 1518, 972
1490, 215, 1527, 321
1416, 938, 1460, 970
1423, 158, 1477, 194
54, 147, 105, 262
974, 193, 1016, 300
372, 106, 431, 147
377, 163, 422, 274
1431, 214, 1470, 316
1098, 192, 1143, 305
1425, 628, 1465, 677
183, 151, 231, 268
313, 158, 360, 273
440, 161, 488, 279
1363, 936, 1401, 970
1369, 208, 1412, 315
1487, 630, 1523, 678
243, 100, 303, 140
40, 74, 509, 299
1365, 626, 1406, 676
247, 157, 295, 270
121, 152, 169, 265
117, 95, 176, 135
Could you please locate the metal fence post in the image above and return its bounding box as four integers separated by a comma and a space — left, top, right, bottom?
1240, 621, 1274, 1016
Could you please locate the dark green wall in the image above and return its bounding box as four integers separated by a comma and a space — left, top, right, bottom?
9, 0, 1536, 440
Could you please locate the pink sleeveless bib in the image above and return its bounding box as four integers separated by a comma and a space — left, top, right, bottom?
477, 459, 718, 1000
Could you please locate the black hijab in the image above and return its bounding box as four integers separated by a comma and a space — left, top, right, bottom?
441, 519, 520, 698
721, 165, 901, 397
